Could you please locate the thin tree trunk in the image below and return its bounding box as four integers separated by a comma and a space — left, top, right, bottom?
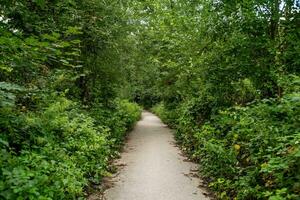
270, 0, 280, 40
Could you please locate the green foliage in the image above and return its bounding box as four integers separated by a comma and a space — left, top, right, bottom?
153, 88, 300, 199
1, 0, 299, 199
0, 96, 141, 199
0, 82, 24, 107
0, 0, 141, 199
142, 1, 300, 199
90, 99, 141, 147
152, 102, 179, 128
202, 94, 299, 199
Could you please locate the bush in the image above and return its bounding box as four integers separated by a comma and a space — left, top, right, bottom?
153, 91, 300, 199
0, 96, 141, 199
198, 94, 300, 200
152, 102, 179, 128
90, 99, 141, 147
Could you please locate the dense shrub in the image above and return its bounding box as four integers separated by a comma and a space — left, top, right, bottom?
90, 99, 141, 146
197, 94, 299, 199
0, 96, 141, 199
153, 89, 300, 199
152, 102, 181, 128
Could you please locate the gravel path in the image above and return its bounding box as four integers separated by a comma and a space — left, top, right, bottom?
103, 111, 210, 200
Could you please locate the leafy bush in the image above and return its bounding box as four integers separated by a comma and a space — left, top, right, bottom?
153, 89, 300, 199
90, 99, 141, 147
152, 102, 179, 128
205, 94, 299, 200
0, 96, 141, 199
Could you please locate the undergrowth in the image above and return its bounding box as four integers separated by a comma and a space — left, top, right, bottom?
0, 95, 141, 199
152, 76, 300, 200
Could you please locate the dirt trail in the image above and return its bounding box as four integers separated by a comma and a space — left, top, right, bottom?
102, 111, 210, 200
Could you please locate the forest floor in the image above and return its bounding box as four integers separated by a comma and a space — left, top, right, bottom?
90, 111, 211, 200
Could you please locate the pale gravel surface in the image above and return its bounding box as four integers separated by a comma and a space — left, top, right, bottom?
103, 111, 210, 200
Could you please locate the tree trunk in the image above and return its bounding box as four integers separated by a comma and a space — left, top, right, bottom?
270, 0, 280, 40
